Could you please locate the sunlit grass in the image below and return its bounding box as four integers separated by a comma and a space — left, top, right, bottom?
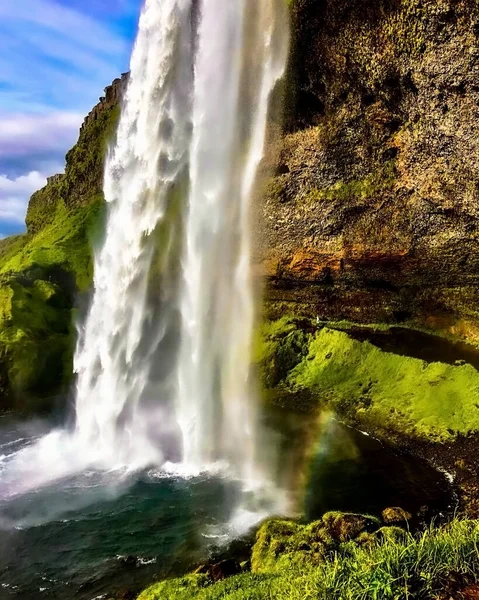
138, 519, 479, 600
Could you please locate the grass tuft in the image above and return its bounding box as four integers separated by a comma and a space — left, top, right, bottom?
138, 519, 479, 600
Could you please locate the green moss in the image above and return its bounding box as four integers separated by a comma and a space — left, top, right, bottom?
0, 183, 106, 412
255, 317, 312, 389
252, 513, 379, 574
289, 327, 479, 442
0, 235, 29, 264
251, 519, 310, 573
0, 269, 77, 411
1, 198, 104, 292
256, 318, 479, 443
137, 575, 210, 600
26, 177, 65, 234
302, 161, 397, 204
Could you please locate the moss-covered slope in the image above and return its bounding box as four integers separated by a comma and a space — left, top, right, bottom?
256, 317, 479, 444
0, 76, 124, 413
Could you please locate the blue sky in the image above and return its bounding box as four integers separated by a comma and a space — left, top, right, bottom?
0, 0, 141, 237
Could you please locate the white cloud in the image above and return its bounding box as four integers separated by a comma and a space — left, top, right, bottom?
0, 111, 83, 157
0, 0, 136, 234
0, 171, 52, 224
0, 0, 134, 116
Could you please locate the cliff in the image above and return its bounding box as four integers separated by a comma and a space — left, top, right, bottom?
0, 76, 126, 412
25, 73, 128, 234
260, 0, 479, 343
3, 0, 479, 419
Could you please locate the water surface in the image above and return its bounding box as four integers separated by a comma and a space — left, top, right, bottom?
0, 412, 453, 600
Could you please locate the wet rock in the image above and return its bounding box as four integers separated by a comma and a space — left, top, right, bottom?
195, 559, 242, 582
322, 512, 379, 543
382, 507, 412, 525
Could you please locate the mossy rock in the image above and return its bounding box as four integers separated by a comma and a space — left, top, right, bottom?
321, 511, 380, 543
251, 512, 381, 574
382, 507, 412, 525
254, 316, 312, 390
251, 518, 328, 573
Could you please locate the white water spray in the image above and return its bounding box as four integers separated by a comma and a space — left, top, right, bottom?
0, 0, 289, 502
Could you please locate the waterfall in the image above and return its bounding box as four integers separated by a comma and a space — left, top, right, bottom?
72, 0, 289, 480
176, 0, 289, 481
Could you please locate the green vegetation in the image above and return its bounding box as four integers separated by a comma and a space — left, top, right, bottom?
301, 161, 397, 205
256, 318, 479, 443
0, 96, 118, 412
138, 517, 479, 600
0, 198, 104, 291
0, 199, 104, 412
254, 317, 312, 388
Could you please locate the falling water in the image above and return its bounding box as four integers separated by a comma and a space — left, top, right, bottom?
177, 1, 289, 482
0, 0, 289, 508
74, 0, 289, 481
73, 0, 196, 469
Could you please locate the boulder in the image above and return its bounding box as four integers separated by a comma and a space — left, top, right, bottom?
382, 507, 412, 525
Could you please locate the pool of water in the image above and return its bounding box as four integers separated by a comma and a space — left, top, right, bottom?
0, 411, 454, 600
303, 418, 453, 520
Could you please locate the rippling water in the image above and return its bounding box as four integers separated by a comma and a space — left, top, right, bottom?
0, 412, 454, 600
0, 421, 248, 599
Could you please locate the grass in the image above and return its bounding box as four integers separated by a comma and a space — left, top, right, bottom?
138, 519, 479, 600
256, 318, 479, 443
0, 197, 104, 292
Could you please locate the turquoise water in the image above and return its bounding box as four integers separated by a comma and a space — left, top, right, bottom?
0, 415, 453, 600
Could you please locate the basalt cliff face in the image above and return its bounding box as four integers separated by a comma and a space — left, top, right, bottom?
260, 0, 479, 343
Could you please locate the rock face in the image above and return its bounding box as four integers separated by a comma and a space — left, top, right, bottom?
259, 0, 479, 343
25, 75, 125, 234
